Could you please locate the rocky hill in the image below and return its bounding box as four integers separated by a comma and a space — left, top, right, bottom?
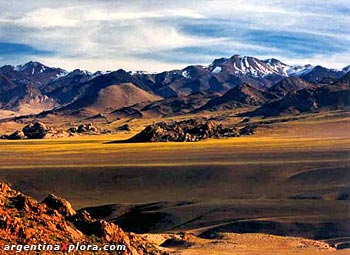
247, 84, 350, 117
0, 181, 166, 254
115, 119, 257, 143
197, 83, 277, 111
268, 77, 316, 97
59, 83, 162, 117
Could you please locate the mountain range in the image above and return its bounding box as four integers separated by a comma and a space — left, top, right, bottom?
0, 55, 349, 119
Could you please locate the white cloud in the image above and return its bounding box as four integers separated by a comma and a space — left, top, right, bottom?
19, 7, 80, 28
0, 0, 349, 71
85, 8, 205, 21
32, 55, 188, 73
285, 52, 350, 69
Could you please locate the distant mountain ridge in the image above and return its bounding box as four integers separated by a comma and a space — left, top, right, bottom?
0, 55, 348, 119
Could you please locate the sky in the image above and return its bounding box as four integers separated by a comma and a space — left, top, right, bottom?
0, 0, 349, 72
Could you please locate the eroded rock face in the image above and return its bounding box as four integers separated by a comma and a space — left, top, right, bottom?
43, 194, 76, 217
10, 194, 38, 212
72, 211, 130, 243
0, 180, 167, 255
126, 119, 239, 143
22, 121, 49, 139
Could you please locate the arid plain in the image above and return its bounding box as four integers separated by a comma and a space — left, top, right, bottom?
0, 110, 349, 254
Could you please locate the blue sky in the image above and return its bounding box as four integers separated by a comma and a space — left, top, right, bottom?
0, 0, 349, 72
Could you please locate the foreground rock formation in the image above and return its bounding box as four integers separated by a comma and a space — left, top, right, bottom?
0, 181, 166, 255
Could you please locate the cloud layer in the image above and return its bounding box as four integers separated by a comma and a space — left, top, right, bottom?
0, 0, 349, 71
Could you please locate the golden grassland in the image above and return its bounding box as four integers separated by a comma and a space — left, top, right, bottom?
0, 110, 349, 202
0, 135, 349, 169
0, 109, 349, 166
0, 110, 349, 253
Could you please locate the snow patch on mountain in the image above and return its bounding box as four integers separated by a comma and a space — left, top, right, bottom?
13, 61, 68, 79
15, 61, 43, 73
343, 65, 350, 73
286, 65, 314, 76
55, 71, 69, 78
182, 70, 191, 79
212, 66, 222, 74
264, 58, 290, 76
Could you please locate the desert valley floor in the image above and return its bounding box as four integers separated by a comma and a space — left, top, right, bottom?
0, 110, 349, 254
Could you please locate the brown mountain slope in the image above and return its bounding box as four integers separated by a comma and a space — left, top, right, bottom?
91, 83, 162, 112
140, 92, 220, 117
268, 77, 316, 97
247, 85, 350, 117
0, 74, 57, 115
61, 83, 162, 115
197, 83, 277, 111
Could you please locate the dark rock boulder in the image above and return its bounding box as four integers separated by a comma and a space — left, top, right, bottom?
67, 123, 98, 134
67, 127, 78, 133
42, 194, 76, 217
161, 237, 193, 248
71, 210, 132, 243
77, 123, 97, 133
22, 122, 49, 139
10, 194, 38, 212
3, 130, 26, 140
239, 125, 257, 136
116, 124, 131, 131
240, 117, 250, 123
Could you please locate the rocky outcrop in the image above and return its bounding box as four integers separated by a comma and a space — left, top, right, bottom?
0, 181, 167, 255
116, 124, 131, 131
2, 130, 26, 140
68, 123, 98, 134
43, 194, 76, 217
1, 122, 105, 140
239, 125, 257, 136
125, 119, 239, 143
1, 122, 51, 140
22, 121, 49, 139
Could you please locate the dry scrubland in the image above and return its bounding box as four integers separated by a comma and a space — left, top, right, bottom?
0, 110, 349, 253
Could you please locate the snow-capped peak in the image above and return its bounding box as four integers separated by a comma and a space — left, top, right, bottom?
70, 69, 92, 76
343, 65, 350, 73
286, 64, 314, 76
14, 61, 68, 78
209, 55, 284, 77
206, 55, 321, 78
15, 61, 45, 73
263, 59, 316, 77
263, 58, 290, 75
